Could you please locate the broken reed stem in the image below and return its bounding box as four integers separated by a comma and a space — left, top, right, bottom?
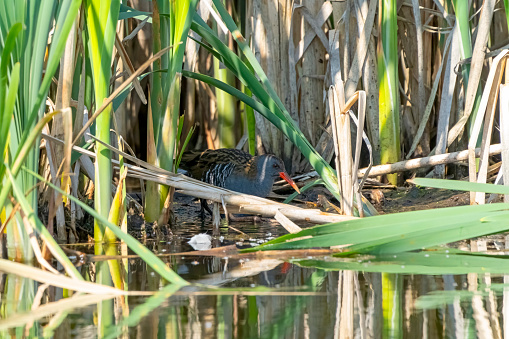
275, 210, 302, 234
358, 144, 502, 177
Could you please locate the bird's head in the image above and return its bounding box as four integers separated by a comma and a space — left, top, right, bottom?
256, 154, 300, 194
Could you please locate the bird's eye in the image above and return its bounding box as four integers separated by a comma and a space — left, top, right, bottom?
273, 163, 280, 168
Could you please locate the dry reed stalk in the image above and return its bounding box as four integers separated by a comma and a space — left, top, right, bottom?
328, 29, 343, 201
114, 33, 147, 105
49, 21, 77, 242
397, 7, 419, 143
406, 27, 453, 159
434, 23, 460, 178
296, 1, 327, 155
345, 0, 379, 162
362, 35, 380, 161
328, 83, 354, 216
328, 24, 361, 216
411, 0, 426, 136
69, 52, 88, 231
447, 0, 497, 148
468, 51, 508, 204
344, 0, 377, 98
42, 124, 65, 240
251, 0, 290, 163
338, 101, 353, 216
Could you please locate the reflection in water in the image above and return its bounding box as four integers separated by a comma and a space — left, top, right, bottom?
1, 259, 504, 338
0, 220, 506, 338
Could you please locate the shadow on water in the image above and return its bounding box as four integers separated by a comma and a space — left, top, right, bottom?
0, 216, 508, 338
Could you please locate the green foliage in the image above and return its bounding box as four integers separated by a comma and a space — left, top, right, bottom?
245, 203, 509, 253
378, 0, 400, 185
145, 0, 198, 222
0, 0, 81, 258
85, 0, 121, 239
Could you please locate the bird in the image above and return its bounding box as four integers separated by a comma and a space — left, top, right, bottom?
179, 148, 300, 217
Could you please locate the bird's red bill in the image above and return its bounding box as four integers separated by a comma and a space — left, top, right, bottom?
279, 172, 301, 194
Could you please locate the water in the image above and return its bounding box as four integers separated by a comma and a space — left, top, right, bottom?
0, 217, 508, 338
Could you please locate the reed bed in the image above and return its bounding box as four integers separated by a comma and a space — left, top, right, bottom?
2, 1, 509, 335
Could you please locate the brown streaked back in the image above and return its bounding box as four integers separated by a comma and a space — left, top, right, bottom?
180, 149, 254, 183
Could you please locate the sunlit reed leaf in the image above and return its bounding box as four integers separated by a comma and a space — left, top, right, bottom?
85, 0, 121, 239
0, 23, 22, 161
346, 211, 509, 254
119, 3, 152, 22
246, 203, 509, 252
16, 0, 81, 150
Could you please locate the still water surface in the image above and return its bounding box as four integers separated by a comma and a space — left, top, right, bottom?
1, 218, 507, 338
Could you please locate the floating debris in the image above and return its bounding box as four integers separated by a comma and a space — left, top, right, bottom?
188, 233, 212, 251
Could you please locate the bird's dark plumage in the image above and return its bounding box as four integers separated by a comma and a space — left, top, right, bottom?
180, 148, 299, 198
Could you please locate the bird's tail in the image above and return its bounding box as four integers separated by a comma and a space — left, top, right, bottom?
179, 150, 204, 171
